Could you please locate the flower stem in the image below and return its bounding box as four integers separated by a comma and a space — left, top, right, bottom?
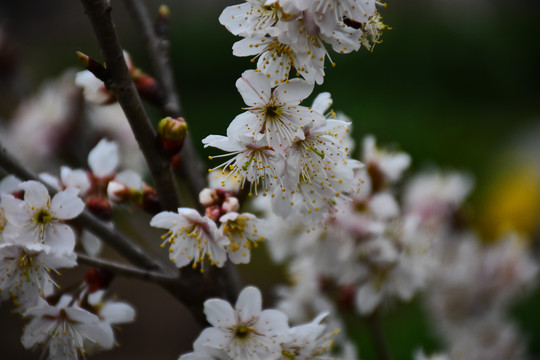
76, 253, 177, 285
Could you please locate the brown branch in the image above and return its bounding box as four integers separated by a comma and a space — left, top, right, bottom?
80, 0, 181, 212
0, 142, 163, 271
77, 253, 177, 284
122, 0, 206, 201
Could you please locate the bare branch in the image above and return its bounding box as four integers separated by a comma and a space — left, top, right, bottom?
0, 142, 163, 271
122, 0, 206, 201
77, 253, 177, 285
80, 0, 181, 212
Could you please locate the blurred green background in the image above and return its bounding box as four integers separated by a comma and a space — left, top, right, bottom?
0, 0, 539, 359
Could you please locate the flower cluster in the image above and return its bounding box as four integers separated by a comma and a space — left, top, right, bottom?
221, 0, 387, 85
204, 72, 360, 222
0, 178, 83, 308
151, 188, 266, 270
179, 286, 340, 360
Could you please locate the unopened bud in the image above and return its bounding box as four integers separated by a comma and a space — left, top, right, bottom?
205, 205, 221, 222
107, 180, 130, 203
86, 196, 112, 220
132, 70, 162, 106
156, 5, 170, 39
158, 117, 188, 155
84, 268, 114, 293
199, 188, 218, 207
141, 185, 161, 214
222, 196, 240, 213
75, 51, 110, 83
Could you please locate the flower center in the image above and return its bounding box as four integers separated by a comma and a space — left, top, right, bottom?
265, 104, 283, 120
35, 209, 52, 225
235, 325, 251, 339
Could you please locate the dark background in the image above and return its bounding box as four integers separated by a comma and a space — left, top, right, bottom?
1, 0, 539, 359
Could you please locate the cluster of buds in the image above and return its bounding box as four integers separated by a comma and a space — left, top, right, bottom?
199, 187, 240, 222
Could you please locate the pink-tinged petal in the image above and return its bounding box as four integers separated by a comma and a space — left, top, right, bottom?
88, 139, 119, 177
150, 211, 182, 229
235, 70, 271, 107
51, 187, 84, 220
273, 78, 314, 105
45, 224, 76, 254
100, 302, 136, 324
235, 286, 262, 320
204, 298, 236, 329
178, 208, 204, 223
20, 181, 49, 209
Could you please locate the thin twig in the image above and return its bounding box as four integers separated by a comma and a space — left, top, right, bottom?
80, 0, 181, 212
122, 0, 206, 200
0, 142, 163, 271
77, 253, 177, 285
366, 311, 392, 360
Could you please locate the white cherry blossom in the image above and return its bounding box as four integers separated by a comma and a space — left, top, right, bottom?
3, 181, 84, 254
22, 296, 114, 360
150, 208, 229, 269
192, 286, 290, 360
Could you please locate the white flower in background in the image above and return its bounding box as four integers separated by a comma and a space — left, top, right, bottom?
88, 138, 119, 178
87, 290, 136, 325
75, 70, 114, 105
403, 170, 474, 225
150, 208, 229, 269
414, 350, 450, 360
22, 296, 114, 360
0, 243, 77, 307
191, 286, 289, 360
219, 212, 265, 264
362, 135, 411, 191
0, 174, 21, 194
3, 181, 84, 253
280, 313, 338, 360
1, 71, 79, 172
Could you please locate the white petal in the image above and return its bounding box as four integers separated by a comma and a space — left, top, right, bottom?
150, 211, 182, 229
235, 70, 271, 107
51, 187, 85, 220
204, 298, 235, 329
273, 78, 314, 105
100, 302, 136, 324
20, 181, 49, 209
88, 139, 119, 177
235, 286, 262, 320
